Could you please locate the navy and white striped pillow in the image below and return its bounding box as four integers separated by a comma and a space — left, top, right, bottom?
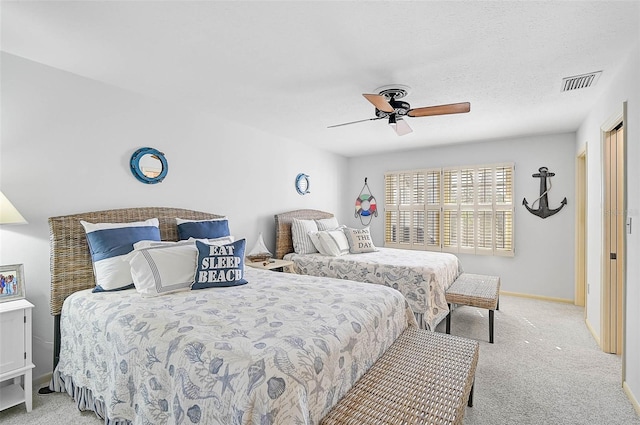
81, 218, 160, 291
176, 217, 230, 240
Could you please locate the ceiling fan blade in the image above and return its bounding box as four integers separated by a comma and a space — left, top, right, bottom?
363, 94, 395, 113
328, 116, 383, 128
392, 118, 413, 136
407, 102, 471, 117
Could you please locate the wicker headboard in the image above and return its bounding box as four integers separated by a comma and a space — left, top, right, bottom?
273, 209, 334, 259
48, 207, 224, 316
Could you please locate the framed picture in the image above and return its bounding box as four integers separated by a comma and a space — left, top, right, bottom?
0, 264, 25, 303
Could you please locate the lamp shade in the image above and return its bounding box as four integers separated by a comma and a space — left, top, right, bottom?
0, 191, 28, 224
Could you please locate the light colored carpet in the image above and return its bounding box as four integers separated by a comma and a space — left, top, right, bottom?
1, 294, 639, 424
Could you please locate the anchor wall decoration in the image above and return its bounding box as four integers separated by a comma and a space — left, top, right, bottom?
523, 166, 567, 219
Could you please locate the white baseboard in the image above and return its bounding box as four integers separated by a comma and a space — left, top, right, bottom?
623, 381, 640, 416
499, 290, 574, 304
584, 318, 601, 347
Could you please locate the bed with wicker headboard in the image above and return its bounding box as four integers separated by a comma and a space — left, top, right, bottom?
45, 207, 418, 424
274, 209, 462, 330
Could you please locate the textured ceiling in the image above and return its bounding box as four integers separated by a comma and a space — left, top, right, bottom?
2, 1, 639, 157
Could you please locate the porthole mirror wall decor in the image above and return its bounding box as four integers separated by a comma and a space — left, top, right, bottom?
295, 173, 310, 195
130, 147, 168, 184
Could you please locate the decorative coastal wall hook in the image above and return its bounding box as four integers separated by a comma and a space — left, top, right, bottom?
355, 177, 378, 226
522, 166, 567, 219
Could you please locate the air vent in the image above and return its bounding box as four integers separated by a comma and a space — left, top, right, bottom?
561, 71, 602, 92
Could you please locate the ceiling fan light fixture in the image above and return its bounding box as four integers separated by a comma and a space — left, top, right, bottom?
388, 115, 413, 136
395, 117, 413, 136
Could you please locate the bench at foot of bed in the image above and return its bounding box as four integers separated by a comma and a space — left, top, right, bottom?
321, 327, 479, 425
445, 273, 500, 343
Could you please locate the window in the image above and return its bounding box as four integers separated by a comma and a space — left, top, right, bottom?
384, 163, 514, 256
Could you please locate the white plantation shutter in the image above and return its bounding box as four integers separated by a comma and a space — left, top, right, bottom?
460, 211, 475, 250
495, 210, 513, 252
385, 210, 398, 243
425, 170, 441, 248
399, 211, 411, 244
442, 169, 457, 252
385, 163, 514, 256
443, 170, 457, 204
494, 165, 514, 255
496, 165, 513, 204
460, 169, 474, 204
385, 170, 435, 250
477, 210, 493, 250
426, 171, 440, 204
478, 167, 493, 204
399, 173, 411, 205
443, 210, 457, 249
384, 174, 398, 243
425, 209, 440, 247
412, 211, 423, 244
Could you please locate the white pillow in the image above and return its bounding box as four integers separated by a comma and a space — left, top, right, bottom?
308, 231, 330, 256
133, 240, 184, 250
127, 243, 198, 297
81, 218, 160, 291
315, 217, 340, 231
133, 236, 234, 251
342, 226, 377, 254
188, 236, 235, 245
317, 229, 350, 256
291, 218, 319, 254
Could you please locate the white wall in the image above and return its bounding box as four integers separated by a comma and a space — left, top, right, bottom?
0, 53, 348, 382
345, 133, 576, 301
577, 43, 640, 409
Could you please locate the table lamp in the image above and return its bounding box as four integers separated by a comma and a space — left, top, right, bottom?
0, 191, 27, 225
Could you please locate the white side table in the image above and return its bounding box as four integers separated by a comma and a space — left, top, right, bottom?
246, 258, 294, 272
0, 299, 34, 412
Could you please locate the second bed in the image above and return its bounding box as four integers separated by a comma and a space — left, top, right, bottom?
274, 209, 462, 330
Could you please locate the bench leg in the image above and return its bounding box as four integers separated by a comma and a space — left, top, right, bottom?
489, 309, 495, 343
446, 303, 452, 334
468, 380, 474, 407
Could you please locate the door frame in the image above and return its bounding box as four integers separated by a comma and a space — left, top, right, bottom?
575, 148, 587, 308
599, 102, 626, 373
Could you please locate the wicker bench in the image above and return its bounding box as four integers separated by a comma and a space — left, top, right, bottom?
445, 273, 500, 343
322, 327, 479, 425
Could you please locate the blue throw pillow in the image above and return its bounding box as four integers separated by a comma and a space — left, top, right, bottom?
176, 217, 230, 240
192, 239, 248, 289
80, 218, 161, 292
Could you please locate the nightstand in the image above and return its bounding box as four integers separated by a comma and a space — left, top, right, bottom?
0, 299, 34, 413
246, 258, 294, 272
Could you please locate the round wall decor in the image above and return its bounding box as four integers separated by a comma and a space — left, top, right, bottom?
295, 173, 310, 195
130, 147, 168, 184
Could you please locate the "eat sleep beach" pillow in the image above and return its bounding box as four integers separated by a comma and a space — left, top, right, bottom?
191, 239, 248, 289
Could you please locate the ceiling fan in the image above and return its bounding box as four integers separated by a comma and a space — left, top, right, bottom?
328, 84, 470, 136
